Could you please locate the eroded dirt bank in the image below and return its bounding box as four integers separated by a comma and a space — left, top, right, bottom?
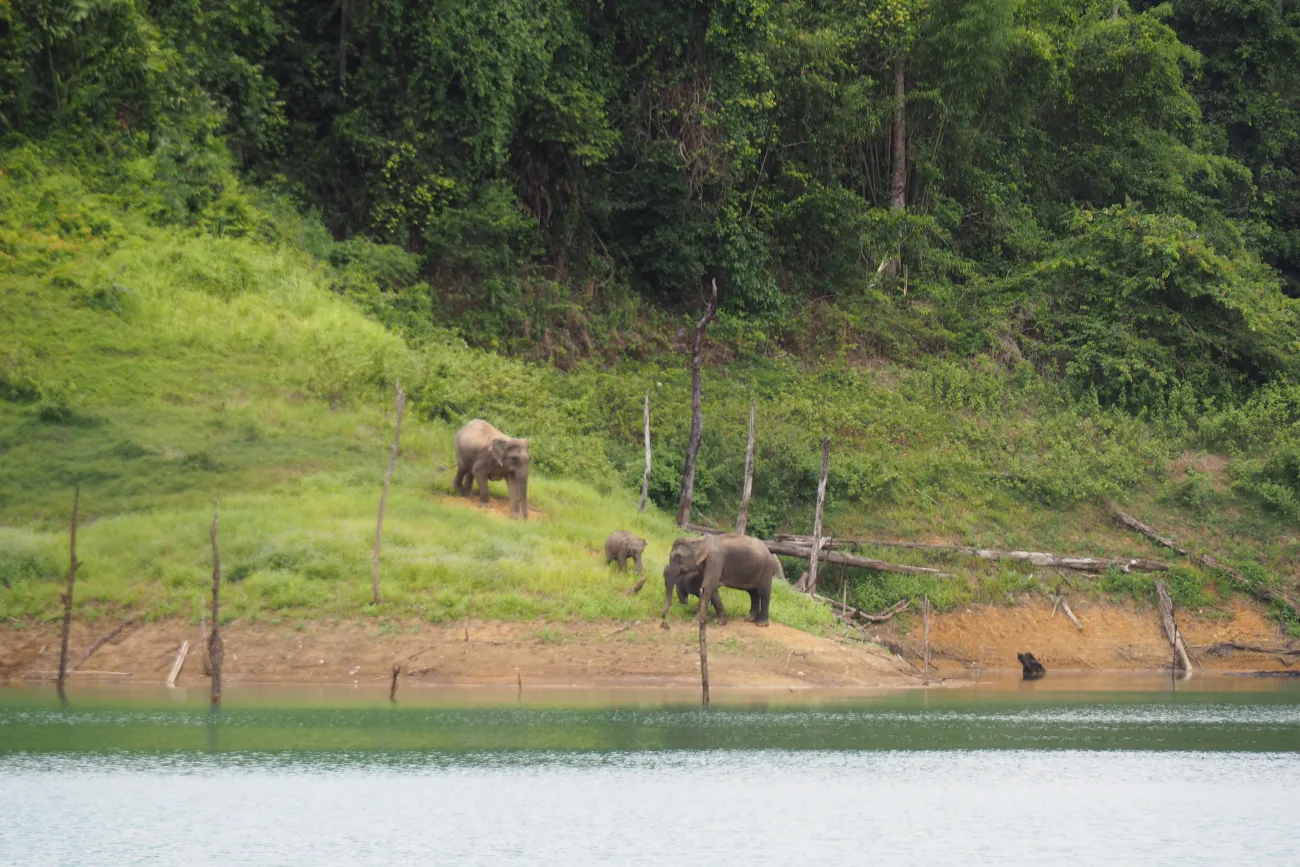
873, 598, 1296, 675
0, 618, 911, 690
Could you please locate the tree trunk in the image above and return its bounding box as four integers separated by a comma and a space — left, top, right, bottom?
372, 383, 406, 604
698, 619, 710, 707
639, 390, 651, 512
735, 398, 756, 535
338, 0, 350, 88
804, 436, 831, 595
891, 56, 907, 211
777, 535, 1169, 574
677, 279, 718, 527
56, 485, 80, 704
1155, 580, 1194, 673
209, 498, 224, 710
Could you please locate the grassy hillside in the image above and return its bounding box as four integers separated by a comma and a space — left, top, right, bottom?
1, 147, 1297, 635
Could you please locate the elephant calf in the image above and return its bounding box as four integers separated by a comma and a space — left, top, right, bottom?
453, 419, 530, 520
660, 533, 783, 628
604, 530, 646, 574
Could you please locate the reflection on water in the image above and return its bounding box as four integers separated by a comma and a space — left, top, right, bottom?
1, 679, 1297, 865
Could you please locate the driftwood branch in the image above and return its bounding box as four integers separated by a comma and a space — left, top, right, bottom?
677, 278, 718, 527
209, 497, 224, 709
735, 398, 756, 535
56, 485, 80, 702
767, 540, 952, 577
166, 640, 190, 688
1154, 580, 1193, 672
372, 382, 406, 605
639, 389, 651, 513
74, 617, 136, 671
1112, 505, 1300, 616
1198, 642, 1300, 658
1058, 596, 1083, 631
776, 534, 1168, 573
804, 436, 832, 596
814, 595, 909, 624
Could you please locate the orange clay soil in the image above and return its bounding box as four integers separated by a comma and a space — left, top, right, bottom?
0, 617, 912, 690
871, 597, 1297, 676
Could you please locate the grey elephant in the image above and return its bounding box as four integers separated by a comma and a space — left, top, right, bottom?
453, 419, 530, 519
660, 533, 783, 628
605, 530, 647, 574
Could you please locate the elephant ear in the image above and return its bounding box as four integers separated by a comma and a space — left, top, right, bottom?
489, 439, 509, 462
692, 539, 711, 566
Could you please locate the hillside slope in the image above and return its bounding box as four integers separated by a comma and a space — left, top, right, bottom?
1, 148, 1297, 652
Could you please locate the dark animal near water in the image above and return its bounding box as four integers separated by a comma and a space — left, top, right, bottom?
1018, 652, 1046, 680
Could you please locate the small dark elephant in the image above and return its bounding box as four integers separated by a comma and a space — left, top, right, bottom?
605, 531, 647, 574
660, 533, 783, 629
453, 419, 530, 519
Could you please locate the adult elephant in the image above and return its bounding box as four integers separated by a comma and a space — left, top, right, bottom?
453, 419, 531, 519
660, 533, 782, 628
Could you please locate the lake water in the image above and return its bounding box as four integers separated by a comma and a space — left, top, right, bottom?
2, 675, 1298, 865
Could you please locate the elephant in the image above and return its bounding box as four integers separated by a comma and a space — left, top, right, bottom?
660, 533, 783, 628
453, 419, 530, 519
605, 530, 647, 574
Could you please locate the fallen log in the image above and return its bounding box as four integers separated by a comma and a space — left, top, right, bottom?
1111, 505, 1300, 618
1058, 596, 1083, 632
766, 540, 952, 577
1154, 580, 1193, 672
74, 617, 136, 671
165, 640, 189, 688
775, 534, 1168, 573
1199, 642, 1300, 658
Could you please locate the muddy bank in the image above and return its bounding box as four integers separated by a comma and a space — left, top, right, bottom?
874, 598, 1296, 675
0, 618, 912, 690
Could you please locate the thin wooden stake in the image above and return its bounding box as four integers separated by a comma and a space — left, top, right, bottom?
199, 595, 211, 676
736, 398, 756, 535
805, 436, 831, 596
56, 485, 80, 703
372, 382, 406, 605
677, 278, 718, 527
639, 390, 651, 513
517, 670, 522, 699
209, 497, 224, 709
389, 663, 400, 702
166, 640, 190, 688
698, 619, 710, 707
922, 595, 931, 682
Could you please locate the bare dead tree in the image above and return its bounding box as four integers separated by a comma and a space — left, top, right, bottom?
677, 278, 718, 527
735, 398, 756, 535
639, 390, 651, 512
372, 382, 407, 605
389, 663, 401, 702
922, 595, 931, 682
1155, 580, 1194, 673
891, 57, 907, 211
209, 497, 224, 710
56, 485, 80, 703
75, 617, 135, 671
804, 437, 831, 595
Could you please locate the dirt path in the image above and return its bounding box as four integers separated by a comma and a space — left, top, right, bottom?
873, 598, 1297, 674
0, 618, 912, 690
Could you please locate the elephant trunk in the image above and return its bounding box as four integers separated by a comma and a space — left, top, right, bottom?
515, 468, 529, 520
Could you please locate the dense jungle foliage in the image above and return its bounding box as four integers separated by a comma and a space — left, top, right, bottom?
5, 0, 1300, 406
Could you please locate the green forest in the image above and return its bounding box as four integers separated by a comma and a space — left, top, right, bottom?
2, 0, 1299, 629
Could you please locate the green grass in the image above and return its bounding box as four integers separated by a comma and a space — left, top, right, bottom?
1, 146, 1297, 636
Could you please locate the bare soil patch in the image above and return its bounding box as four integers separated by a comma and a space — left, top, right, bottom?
0, 618, 910, 690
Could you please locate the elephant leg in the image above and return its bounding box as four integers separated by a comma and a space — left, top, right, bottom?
633, 552, 644, 575
474, 467, 491, 505
660, 584, 674, 629
710, 590, 727, 626
454, 465, 471, 496
744, 589, 760, 623
755, 590, 771, 627
506, 478, 520, 519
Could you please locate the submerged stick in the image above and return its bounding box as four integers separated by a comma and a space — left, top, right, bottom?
698, 619, 710, 708
389, 663, 401, 702
209, 497, 224, 709
56, 485, 80, 703
372, 382, 407, 605
166, 640, 190, 688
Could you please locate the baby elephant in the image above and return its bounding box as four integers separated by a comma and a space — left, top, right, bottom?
605, 530, 647, 575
